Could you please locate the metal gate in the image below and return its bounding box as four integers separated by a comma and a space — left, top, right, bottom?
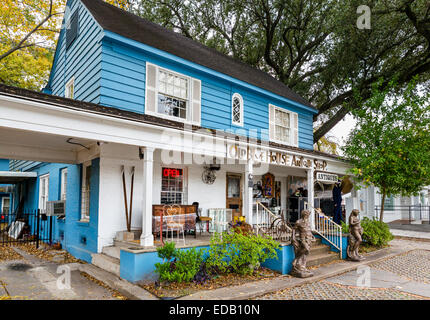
0, 209, 55, 248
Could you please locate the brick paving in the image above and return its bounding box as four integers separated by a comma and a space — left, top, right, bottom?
255, 249, 430, 300
370, 250, 430, 284
255, 280, 425, 300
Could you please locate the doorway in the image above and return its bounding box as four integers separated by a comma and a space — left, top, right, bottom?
226, 173, 242, 217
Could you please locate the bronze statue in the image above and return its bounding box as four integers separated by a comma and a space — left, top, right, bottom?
290, 210, 315, 278
347, 209, 364, 261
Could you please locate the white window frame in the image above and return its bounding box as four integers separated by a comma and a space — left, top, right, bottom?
231, 93, 244, 127
160, 166, 188, 205
65, 77, 75, 99
60, 168, 68, 201
146, 63, 200, 125
80, 162, 91, 222
1, 197, 10, 215
38, 174, 49, 212
269, 104, 296, 146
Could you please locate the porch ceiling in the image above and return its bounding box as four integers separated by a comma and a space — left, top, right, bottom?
0, 171, 37, 183
0, 127, 96, 164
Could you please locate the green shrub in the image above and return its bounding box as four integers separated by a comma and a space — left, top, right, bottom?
361, 217, 394, 247
342, 217, 393, 247
206, 231, 280, 275
154, 242, 204, 283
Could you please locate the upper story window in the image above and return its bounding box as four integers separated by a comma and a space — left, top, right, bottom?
65, 77, 75, 99
232, 93, 244, 126
158, 70, 189, 119
66, 10, 79, 49
269, 104, 299, 147
145, 62, 201, 125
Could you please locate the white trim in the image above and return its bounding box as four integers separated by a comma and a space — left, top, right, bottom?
0, 93, 348, 170
80, 162, 91, 221
1, 197, 10, 214
38, 174, 49, 211
145, 62, 200, 126
65, 77, 75, 99
60, 168, 68, 201
231, 93, 244, 127
269, 104, 297, 146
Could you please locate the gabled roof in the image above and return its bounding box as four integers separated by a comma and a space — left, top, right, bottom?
80, 0, 316, 110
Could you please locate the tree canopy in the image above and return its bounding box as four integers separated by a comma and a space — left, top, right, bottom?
129, 0, 430, 143
342, 78, 430, 221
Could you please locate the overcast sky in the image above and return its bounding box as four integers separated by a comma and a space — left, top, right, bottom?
326, 114, 357, 155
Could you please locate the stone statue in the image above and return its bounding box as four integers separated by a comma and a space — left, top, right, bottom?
347, 209, 364, 261
290, 210, 315, 278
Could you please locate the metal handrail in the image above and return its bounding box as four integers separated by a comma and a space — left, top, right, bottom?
255, 201, 292, 242
305, 201, 343, 259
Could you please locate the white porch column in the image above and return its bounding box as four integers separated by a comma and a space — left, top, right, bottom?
307, 166, 315, 230
244, 161, 254, 225
280, 176, 287, 218
140, 147, 155, 247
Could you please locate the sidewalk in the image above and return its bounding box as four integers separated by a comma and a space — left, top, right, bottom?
178, 239, 430, 300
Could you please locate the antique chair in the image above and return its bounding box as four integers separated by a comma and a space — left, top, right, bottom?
193, 202, 212, 235
164, 205, 186, 246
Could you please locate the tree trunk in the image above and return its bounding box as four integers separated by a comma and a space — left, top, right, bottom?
380, 190, 387, 222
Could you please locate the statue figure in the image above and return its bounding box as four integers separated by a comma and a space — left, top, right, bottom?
347, 209, 364, 261
290, 210, 315, 278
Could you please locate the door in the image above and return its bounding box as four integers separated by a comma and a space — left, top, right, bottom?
226, 173, 242, 217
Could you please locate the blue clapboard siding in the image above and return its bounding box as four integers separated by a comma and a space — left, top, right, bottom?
45, 0, 316, 150
99, 37, 316, 150
47, 0, 103, 104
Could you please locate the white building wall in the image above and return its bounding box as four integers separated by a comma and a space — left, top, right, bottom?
98, 144, 144, 251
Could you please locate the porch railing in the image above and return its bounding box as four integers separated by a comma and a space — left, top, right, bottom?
375, 204, 430, 224
312, 205, 343, 259
254, 202, 292, 242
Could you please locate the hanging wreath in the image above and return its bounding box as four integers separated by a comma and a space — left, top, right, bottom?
202, 167, 216, 185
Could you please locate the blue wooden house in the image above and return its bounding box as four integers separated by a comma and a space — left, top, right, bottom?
0, 0, 351, 281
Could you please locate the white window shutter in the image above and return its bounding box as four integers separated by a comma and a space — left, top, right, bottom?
145, 62, 157, 114
192, 79, 201, 125
292, 112, 299, 147
269, 104, 275, 141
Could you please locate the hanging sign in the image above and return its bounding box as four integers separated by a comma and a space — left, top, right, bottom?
226, 143, 328, 171
316, 172, 338, 184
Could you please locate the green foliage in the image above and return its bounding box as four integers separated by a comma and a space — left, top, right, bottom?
341, 221, 349, 234
130, 0, 430, 141
206, 231, 280, 275
154, 242, 204, 283
343, 217, 394, 247
360, 217, 394, 247
343, 78, 430, 221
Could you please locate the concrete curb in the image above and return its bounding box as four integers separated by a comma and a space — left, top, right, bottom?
178, 246, 409, 300
78, 264, 159, 300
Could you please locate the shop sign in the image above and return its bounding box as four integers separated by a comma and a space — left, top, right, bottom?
316, 172, 338, 183
227, 143, 328, 171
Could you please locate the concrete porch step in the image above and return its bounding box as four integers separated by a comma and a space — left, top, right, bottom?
307, 252, 339, 268
91, 253, 120, 277
310, 244, 331, 256
102, 246, 121, 260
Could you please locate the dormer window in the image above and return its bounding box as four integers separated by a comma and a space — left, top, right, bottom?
65, 77, 75, 99
232, 93, 244, 126
145, 62, 201, 125
269, 104, 299, 147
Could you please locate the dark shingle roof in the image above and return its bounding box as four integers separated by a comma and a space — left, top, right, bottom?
80, 0, 316, 110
